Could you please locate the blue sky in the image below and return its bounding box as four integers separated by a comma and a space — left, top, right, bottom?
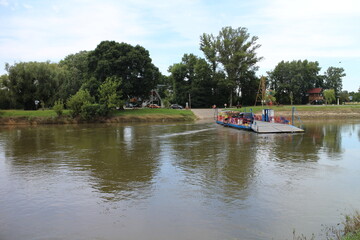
0, 0, 359, 91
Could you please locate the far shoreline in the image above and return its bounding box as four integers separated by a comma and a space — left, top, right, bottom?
1, 105, 360, 125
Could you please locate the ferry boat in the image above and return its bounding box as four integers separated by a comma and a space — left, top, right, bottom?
216, 109, 304, 133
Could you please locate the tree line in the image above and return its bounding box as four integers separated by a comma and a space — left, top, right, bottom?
0, 26, 357, 113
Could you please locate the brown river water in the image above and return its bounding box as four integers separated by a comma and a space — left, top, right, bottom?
0, 120, 359, 240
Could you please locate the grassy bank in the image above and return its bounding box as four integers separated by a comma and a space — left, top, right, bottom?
0, 108, 196, 125
235, 104, 360, 112
1, 105, 359, 125
232, 104, 360, 119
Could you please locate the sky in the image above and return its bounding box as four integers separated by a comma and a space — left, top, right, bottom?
0, 0, 359, 92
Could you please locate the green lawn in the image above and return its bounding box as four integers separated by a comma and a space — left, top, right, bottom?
1, 105, 359, 118
112, 108, 195, 116
0, 108, 194, 118
230, 104, 360, 113
0, 109, 70, 117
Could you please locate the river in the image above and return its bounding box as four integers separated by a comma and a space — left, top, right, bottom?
0, 120, 359, 240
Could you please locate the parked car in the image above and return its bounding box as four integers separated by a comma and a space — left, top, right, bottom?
170, 104, 183, 109
126, 102, 141, 108
147, 104, 160, 108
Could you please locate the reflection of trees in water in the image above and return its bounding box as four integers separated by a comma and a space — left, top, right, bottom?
2, 125, 161, 202
322, 124, 343, 158
258, 122, 346, 163
256, 132, 320, 163
167, 124, 258, 205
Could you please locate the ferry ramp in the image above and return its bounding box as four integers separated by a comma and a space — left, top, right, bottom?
251, 120, 304, 133
191, 108, 218, 120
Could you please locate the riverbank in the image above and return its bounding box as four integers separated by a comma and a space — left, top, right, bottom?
259, 105, 360, 119
0, 109, 196, 125
1, 105, 360, 125
192, 105, 360, 120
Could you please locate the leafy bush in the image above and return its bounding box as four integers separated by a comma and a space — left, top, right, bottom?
66, 89, 94, 117
98, 76, 122, 109
80, 103, 109, 120
323, 89, 336, 104
80, 103, 100, 120
53, 99, 64, 117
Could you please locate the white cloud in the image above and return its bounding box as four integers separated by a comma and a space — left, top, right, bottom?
0, 1, 151, 63
251, 0, 360, 76
0, 0, 8, 6
22, 3, 32, 9
0, 0, 359, 90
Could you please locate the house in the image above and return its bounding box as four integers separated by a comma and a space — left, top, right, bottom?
307, 88, 323, 104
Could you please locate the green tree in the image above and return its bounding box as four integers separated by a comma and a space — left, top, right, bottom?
5, 61, 62, 110
58, 51, 90, 101
267, 60, 322, 104
323, 67, 345, 97
66, 89, 94, 117
88, 41, 161, 99
323, 89, 336, 104
339, 90, 349, 103
0, 74, 11, 109
349, 91, 360, 102
200, 26, 262, 106
98, 76, 123, 109
168, 54, 215, 107
199, 33, 218, 73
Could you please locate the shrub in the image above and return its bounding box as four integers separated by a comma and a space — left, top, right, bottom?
98, 76, 122, 110
80, 103, 101, 120
66, 89, 94, 118
80, 103, 110, 120
53, 99, 64, 117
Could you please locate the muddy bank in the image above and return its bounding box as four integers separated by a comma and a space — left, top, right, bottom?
0, 114, 196, 125
269, 110, 360, 119
1, 109, 359, 125
191, 108, 360, 120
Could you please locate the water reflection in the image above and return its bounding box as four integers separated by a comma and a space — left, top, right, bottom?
2, 125, 161, 202
164, 124, 258, 205
254, 121, 347, 163
0, 120, 359, 240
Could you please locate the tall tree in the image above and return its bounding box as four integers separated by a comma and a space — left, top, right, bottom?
88, 41, 161, 99
323, 67, 345, 97
58, 51, 90, 101
168, 54, 214, 107
199, 33, 218, 73
5, 61, 62, 109
0, 74, 11, 109
267, 60, 322, 104
200, 26, 262, 106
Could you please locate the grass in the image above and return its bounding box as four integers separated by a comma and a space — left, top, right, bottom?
230, 104, 360, 113
0, 109, 70, 117
110, 108, 196, 122
342, 211, 360, 240
0, 108, 194, 117
1, 105, 359, 121
0, 108, 196, 123
112, 108, 194, 116
292, 211, 360, 240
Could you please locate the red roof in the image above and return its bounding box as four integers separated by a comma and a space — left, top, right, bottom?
307, 88, 322, 94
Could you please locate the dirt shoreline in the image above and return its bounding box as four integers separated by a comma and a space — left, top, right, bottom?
0, 114, 196, 125
269, 110, 360, 119
0, 109, 359, 125
191, 108, 360, 120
